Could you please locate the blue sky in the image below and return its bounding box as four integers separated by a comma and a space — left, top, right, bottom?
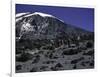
16, 4, 94, 32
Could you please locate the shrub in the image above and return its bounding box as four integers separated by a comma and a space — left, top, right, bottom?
83, 50, 94, 56
30, 67, 38, 72
16, 65, 22, 70
71, 57, 84, 64
62, 48, 81, 55
16, 53, 33, 62
86, 41, 93, 48
32, 55, 40, 64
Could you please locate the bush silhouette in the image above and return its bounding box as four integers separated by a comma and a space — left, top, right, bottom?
16, 53, 33, 62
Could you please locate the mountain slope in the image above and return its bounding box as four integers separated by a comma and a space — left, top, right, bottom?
16, 12, 91, 40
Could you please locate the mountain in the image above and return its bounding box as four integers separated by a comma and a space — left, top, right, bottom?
16, 12, 94, 73
16, 12, 92, 40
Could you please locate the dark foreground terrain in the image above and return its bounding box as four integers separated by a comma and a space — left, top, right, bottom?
15, 12, 94, 73
16, 39, 94, 73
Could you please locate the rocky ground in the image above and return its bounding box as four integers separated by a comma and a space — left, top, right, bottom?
16, 39, 94, 73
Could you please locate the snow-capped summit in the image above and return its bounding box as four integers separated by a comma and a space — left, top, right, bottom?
16, 12, 64, 23
24, 12, 55, 18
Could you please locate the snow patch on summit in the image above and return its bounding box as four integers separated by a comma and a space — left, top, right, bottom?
16, 12, 29, 18
24, 12, 55, 18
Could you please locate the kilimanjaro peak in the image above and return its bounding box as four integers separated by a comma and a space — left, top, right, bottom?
16, 12, 92, 40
